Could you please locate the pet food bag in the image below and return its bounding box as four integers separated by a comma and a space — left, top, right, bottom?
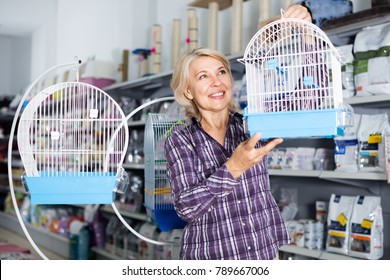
357, 113, 390, 172
349, 196, 383, 259
337, 44, 355, 98
354, 22, 390, 96
326, 194, 356, 255
334, 113, 361, 172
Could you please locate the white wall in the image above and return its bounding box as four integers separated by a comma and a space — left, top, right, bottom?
0, 36, 31, 96
47, 0, 374, 82
54, 0, 294, 81
0, 37, 13, 95
0, 0, 374, 94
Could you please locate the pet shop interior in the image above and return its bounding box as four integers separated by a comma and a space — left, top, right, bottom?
0, 0, 389, 262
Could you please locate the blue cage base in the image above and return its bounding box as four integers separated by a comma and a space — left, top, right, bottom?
145, 207, 187, 232
24, 172, 117, 205
244, 109, 344, 139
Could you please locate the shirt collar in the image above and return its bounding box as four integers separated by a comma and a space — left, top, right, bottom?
190, 110, 242, 127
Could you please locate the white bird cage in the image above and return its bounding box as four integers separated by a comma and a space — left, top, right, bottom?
16, 62, 129, 205
239, 17, 353, 139
144, 113, 187, 231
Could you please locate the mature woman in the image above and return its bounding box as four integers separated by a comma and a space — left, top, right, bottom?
164, 5, 311, 260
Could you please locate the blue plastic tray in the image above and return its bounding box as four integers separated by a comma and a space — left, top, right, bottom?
244, 109, 344, 139
24, 172, 117, 205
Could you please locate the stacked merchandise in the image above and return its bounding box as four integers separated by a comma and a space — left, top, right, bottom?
284, 193, 384, 260
269, 112, 390, 174
268, 147, 335, 171
334, 22, 390, 175
326, 194, 383, 259
334, 112, 390, 173
284, 201, 328, 252
104, 216, 183, 260
353, 22, 390, 97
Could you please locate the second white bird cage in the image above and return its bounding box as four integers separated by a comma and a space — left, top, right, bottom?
17, 81, 129, 205
239, 17, 352, 139
144, 113, 187, 232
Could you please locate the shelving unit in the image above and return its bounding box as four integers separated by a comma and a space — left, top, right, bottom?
0, 211, 69, 259
100, 204, 150, 222
1, 10, 389, 261
269, 169, 388, 181
272, 13, 390, 260
279, 245, 357, 260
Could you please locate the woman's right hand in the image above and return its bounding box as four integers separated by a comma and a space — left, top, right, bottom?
226, 132, 283, 179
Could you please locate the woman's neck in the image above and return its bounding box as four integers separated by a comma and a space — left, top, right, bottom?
199, 111, 230, 146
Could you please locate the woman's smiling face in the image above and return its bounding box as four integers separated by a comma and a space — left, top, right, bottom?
185, 56, 233, 114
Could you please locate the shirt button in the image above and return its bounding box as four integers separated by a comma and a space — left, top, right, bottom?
247, 246, 251, 250
237, 200, 241, 204
242, 222, 245, 226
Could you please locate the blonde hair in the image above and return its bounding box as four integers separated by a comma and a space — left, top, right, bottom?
170, 48, 237, 119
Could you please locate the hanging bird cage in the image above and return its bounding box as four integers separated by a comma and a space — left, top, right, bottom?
144, 113, 187, 232
16, 61, 129, 205
239, 16, 353, 139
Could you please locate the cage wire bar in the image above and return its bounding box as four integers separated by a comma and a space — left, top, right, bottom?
17, 82, 129, 205
240, 17, 350, 139
144, 113, 187, 231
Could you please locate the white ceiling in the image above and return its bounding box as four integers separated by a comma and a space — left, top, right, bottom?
0, 0, 56, 37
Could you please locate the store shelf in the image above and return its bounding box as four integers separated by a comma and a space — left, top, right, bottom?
103, 53, 244, 98
344, 95, 390, 106
91, 246, 124, 260
322, 7, 390, 38
0, 211, 70, 259
123, 162, 145, 170
128, 120, 146, 127
269, 169, 387, 181
101, 204, 150, 222
279, 245, 357, 260
189, 0, 249, 10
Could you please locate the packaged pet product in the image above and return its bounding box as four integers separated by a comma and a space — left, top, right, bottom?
105, 216, 119, 253
357, 113, 390, 172
156, 230, 172, 260
291, 147, 316, 170
326, 194, 356, 255
349, 196, 383, 259
334, 113, 361, 172
279, 188, 298, 221
125, 222, 142, 260
315, 201, 328, 223
315, 220, 326, 250
282, 147, 296, 169
336, 44, 355, 98
168, 229, 183, 260
268, 148, 285, 169
313, 148, 334, 170
303, 219, 316, 250
138, 222, 159, 260
285, 220, 305, 247
354, 22, 390, 96
113, 225, 128, 257
385, 135, 390, 183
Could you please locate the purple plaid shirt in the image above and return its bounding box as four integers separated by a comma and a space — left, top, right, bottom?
164, 111, 289, 260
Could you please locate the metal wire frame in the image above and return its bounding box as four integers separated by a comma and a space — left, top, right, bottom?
240, 18, 343, 114
17, 82, 128, 178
